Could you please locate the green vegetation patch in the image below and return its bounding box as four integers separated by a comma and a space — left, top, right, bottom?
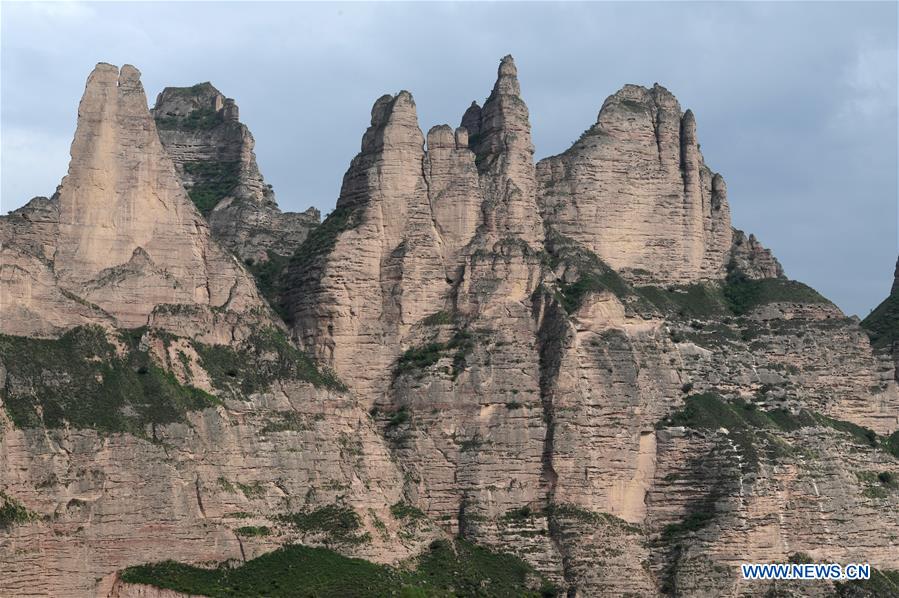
409, 538, 557, 597
182, 160, 240, 216
544, 232, 659, 315
235, 526, 271, 537
861, 287, 899, 351
193, 326, 344, 394
155, 107, 223, 132
278, 505, 370, 546
545, 504, 642, 533
544, 233, 832, 322
659, 393, 895, 474
421, 311, 453, 326
886, 431, 899, 460
0, 491, 38, 528
636, 283, 731, 319
836, 568, 899, 597
395, 330, 474, 379
243, 251, 291, 322
557, 271, 630, 314
121, 544, 403, 597
723, 270, 829, 315
390, 501, 426, 521
122, 539, 556, 597
0, 326, 219, 436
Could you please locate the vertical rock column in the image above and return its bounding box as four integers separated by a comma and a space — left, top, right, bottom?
466, 55, 544, 250
288, 91, 446, 400
53, 63, 265, 330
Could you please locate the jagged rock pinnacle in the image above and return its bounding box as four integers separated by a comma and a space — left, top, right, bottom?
493, 54, 521, 96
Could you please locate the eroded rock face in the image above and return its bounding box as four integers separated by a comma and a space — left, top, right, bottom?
286, 91, 448, 401
0, 197, 115, 337
893, 256, 899, 295
730, 228, 785, 280
152, 83, 320, 264
0, 331, 431, 598
2, 57, 898, 598
1, 63, 272, 341
537, 84, 732, 284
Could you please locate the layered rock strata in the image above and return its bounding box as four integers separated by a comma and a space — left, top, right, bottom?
536, 84, 732, 284
730, 228, 785, 280
152, 83, 319, 264
1, 64, 272, 341
2, 57, 898, 598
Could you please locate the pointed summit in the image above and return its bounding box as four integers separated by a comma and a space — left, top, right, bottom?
51, 63, 268, 331
287, 89, 445, 397
460, 55, 543, 248
492, 54, 521, 97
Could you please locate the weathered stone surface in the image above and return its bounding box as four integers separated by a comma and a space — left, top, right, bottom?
464, 55, 544, 250
2, 57, 898, 598
0, 64, 272, 341
537, 84, 732, 284
287, 91, 448, 400
152, 83, 320, 263
730, 228, 785, 280
0, 197, 116, 337
0, 352, 427, 597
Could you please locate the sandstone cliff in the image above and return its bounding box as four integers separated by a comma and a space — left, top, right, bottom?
151, 82, 320, 265
730, 228, 785, 280
1, 64, 273, 342
536, 84, 732, 284
2, 58, 898, 598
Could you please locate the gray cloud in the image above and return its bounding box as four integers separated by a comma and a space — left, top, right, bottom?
2, 1, 896, 316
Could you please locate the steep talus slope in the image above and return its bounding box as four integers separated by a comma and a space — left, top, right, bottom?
151, 83, 320, 265
1, 57, 898, 598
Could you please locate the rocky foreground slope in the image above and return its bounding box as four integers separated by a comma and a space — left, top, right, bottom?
1, 58, 898, 597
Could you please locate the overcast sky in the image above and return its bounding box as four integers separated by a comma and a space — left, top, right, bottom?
2, 2, 896, 317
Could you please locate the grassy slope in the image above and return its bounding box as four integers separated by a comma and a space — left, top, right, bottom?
861, 287, 899, 351
0, 325, 342, 435
121, 539, 557, 597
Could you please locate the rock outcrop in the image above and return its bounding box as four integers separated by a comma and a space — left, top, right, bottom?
152, 83, 319, 264
537, 84, 732, 284
730, 228, 785, 279
1, 64, 272, 341
2, 58, 898, 598
862, 255, 899, 384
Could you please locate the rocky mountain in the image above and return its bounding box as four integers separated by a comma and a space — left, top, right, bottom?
0, 64, 271, 343
151, 82, 320, 265
1, 58, 897, 598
